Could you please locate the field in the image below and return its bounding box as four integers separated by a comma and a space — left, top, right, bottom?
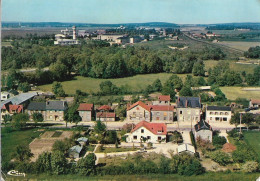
220, 87, 260, 100
38, 73, 189, 95
29, 131, 73, 161
1, 127, 43, 165
6, 173, 260, 181
216, 41, 260, 51
243, 131, 260, 162
204, 60, 258, 73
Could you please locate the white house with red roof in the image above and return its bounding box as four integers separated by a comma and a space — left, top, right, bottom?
249, 99, 260, 108
126, 121, 167, 143
127, 101, 151, 121
77, 103, 94, 122
1, 104, 23, 121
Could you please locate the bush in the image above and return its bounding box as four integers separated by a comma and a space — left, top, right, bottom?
212, 135, 227, 149
232, 142, 257, 163
241, 161, 259, 173
190, 131, 197, 150
209, 151, 232, 166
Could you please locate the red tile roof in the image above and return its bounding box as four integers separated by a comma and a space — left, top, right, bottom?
127, 101, 150, 111
131, 121, 167, 135
78, 103, 93, 111
96, 112, 116, 118
148, 105, 174, 111
9, 105, 23, 113
98, 105, 111, 111
1, 104, 7, 110
159, 95, 171, 101
222, 143, 236, 153
251, 99, 260, 104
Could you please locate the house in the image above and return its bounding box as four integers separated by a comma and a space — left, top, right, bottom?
1, 104, 23, 121
77, 103, 93, 122
27, 102, 47, 120
249, 99, 260, 108
77, 137, 88, 146
176, 97, 201, 122
98, 105, 111, 111
45, 101, 68, 121
149, 105, 174, 121
206, 106, 232, 122
0, 92, 38, 108
127, 101, 151, 121
194, 120, 213, 142
152, 95, 171, 105
68, 145, 83, 159
96, 112, 116, 121
126, 121, 167, 143
177, 144, 195, 154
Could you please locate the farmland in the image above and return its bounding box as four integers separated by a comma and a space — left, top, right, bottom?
216, 41, 260, 51
243, 131, 260, 162
220, 87, 260, 100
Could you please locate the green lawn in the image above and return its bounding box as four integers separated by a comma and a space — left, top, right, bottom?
96, 147, 138, 153
220, 87, 260, 100
204, 60, 257, 74
243, 131, 260, 162
1, 127, 43, 165
38, 73, 189, 95
6, 173, 260, 181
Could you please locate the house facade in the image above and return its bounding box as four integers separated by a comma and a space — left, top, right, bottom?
46, 101, 68, 121
126, 121, 167, 143
27, 102, 47, 120
176, 97, 201, 122
206, 106, 232, 122
127, 101, 151, 121
1, 104, 23, 121
96, 112, 116, 121
150, 105, 174, 121
194, 120, 213, 142
77, 103, 93, 122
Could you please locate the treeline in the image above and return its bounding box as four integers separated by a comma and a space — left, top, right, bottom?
244, 46, 260, 59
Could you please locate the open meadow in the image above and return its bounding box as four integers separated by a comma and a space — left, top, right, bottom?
216, 41, 260, 51
220, 87, 260, 100
244, 131, 260, 162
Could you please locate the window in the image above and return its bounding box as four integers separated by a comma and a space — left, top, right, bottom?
137, 107, 139, 110
223, 117, 227, 121
180, 111, 183, 114
158, 136, 161, 141
210, 112, 213, 115
50, 111, 53, 113
210, 117, 212, 120
215, 112, 218, 115
147, 136, 151, 140
141, 129, 144, 133
225, 112, 229, 115
163, 112, 167, 116
220, 112, 223, 115
133, 136, 137, 140
216, 117, 220, 121
164, 117, 167, 120
156, 112, 160, 116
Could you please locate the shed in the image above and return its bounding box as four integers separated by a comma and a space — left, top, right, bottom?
177, 144, 195, 154
68, 145, 83, 159
77, 137, 89, 146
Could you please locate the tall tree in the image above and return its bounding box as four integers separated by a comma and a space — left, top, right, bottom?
76, 153, 96, 175
32, 112, 44, 125
11, 113, 29, 130
12, 145, 33, 162
192, 60, 205, 76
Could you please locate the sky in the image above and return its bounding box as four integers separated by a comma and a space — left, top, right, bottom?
2, 0, 260, 24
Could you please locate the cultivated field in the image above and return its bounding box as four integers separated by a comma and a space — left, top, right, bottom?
216, 41, 260, 51
38, 73, 189, 95
220, 87, 260, 100
29, 131, 73, 161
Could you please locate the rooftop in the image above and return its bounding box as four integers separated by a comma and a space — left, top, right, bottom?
27, 102, 46, 111
96, 112, 116, 118
177, 97, 201, 108
69, 145, 83, 154
149, 105, 174, 111
131, 121, 167, 135
78, 103, 93, 111
194, 120, 212, 132
158, 95, 171, 101
251, 99, 260, 104
127, 101, 150, 111
1, 92, 38, 107
207, 106, 231, 111
46, 101, 67, 110
98, 105, 111, 111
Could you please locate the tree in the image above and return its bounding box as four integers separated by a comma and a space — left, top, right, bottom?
64, 104, 82, 128
179, 85, 193, 97
152, 79, 162, 92
242, 113, 254, 131
32, 112, 44, 125
18, 82, 31, 92
76, 153, 96, 175
212, 136, 227, 149
51, 151, 68, 175
52, 81, 66, 97
3, 114, 12, 126
35, 152, 52, 173
197, 77, 206, 86
52, 140, 70, 154
209, 151, 232, 166
94, 120, 106, 134
11, 113, 29, 130
12, 145, 33, 162
230, 112, 240, 128
192, 60, 205, 76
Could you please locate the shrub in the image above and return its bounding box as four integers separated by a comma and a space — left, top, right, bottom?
212, 135, 227, 149
241, 161, 259, 173
209, 151, 232, 166
190, 131, 197, 149
232, 142, 257, 163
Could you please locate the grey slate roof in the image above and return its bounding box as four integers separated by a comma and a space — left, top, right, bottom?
69, 145, 83, 154
77, 137, 88, 142
195, 120, 212, 132
1, 92, 38, 107
177, 97, 201, 108
207, 106, 231, 111
46, 101, 67, 110
27, 102, 46, 111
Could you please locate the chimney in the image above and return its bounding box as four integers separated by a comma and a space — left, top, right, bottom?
72, 26, 76, 40
185, 99, 188, 108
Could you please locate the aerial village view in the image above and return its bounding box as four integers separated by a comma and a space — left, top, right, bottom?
0, 0, 260, 180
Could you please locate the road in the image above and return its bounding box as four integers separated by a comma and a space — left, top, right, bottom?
19, 67, 49, 73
